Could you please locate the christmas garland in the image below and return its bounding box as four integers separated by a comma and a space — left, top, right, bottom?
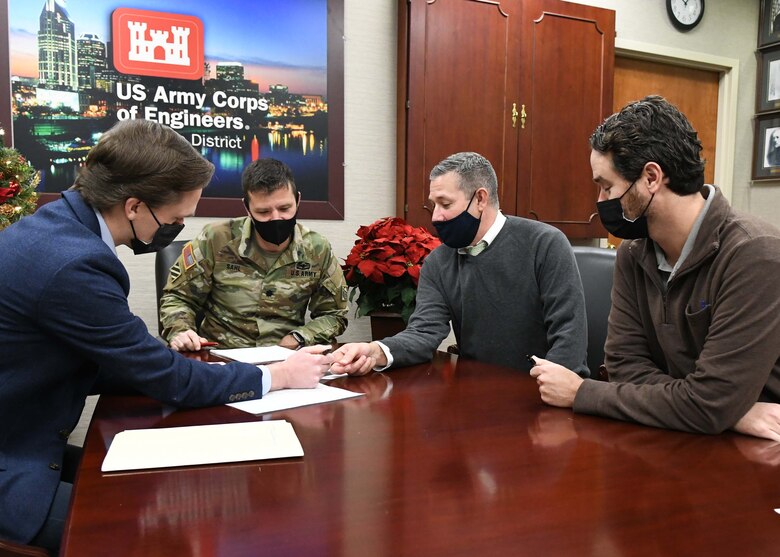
0, 147, 39, 232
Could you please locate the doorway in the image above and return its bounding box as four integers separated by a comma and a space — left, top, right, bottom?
614, 56, 719, 185
606, 56, 721, 246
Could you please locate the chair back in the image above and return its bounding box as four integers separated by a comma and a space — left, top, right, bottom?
572, 246, 617, 380
155, 239, 189, 336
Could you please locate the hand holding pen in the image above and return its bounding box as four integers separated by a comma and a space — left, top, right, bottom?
169, 329, 218, 352
528, 355, 583, 408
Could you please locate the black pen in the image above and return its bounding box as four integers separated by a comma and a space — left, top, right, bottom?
526, 354, 537, 367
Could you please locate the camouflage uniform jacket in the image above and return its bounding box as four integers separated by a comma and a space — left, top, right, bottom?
160, 217, 348, 348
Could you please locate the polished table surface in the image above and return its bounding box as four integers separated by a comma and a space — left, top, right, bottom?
62, 352, 780, 556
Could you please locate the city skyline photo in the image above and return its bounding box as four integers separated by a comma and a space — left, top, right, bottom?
6, 0, 335, 208
10, 0, 327, 95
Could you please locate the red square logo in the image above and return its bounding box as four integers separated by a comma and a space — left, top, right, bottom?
112, 8, 204, 80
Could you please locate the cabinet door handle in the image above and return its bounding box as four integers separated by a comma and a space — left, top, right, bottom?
512, 103, 527, 129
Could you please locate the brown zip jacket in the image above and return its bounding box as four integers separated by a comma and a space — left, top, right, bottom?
575, 187, 780, 434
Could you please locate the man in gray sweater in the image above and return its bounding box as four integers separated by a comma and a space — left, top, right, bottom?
331, 152, 588, 376
531, 96, 780, 441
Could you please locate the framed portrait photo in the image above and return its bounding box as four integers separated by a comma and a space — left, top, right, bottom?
759, 0, 780, 49
757, 46, 780, 113
753, 114, 780, 180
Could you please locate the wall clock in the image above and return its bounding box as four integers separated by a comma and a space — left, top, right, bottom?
666, 0, 704, 32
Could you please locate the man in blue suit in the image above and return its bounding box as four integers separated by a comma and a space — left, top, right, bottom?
0, 119, 333, 552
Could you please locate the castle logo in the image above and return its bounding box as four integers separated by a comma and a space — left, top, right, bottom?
112, 8, 204, 80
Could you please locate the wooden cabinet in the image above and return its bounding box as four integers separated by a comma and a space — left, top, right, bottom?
397, 0, 614, 238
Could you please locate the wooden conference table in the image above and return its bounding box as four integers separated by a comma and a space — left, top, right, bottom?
61, 351, 780, 556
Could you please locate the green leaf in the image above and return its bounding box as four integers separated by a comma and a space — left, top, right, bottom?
401, 303, 414, 323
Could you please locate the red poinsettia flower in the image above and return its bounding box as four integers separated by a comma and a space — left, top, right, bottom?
342, 217, 441, 323
407, 263, 421, 286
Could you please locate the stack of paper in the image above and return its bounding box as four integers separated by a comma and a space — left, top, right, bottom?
209, 345, 362, 415
211, 346, 295, 364
228, 383, 363, 415
102, 420, 303, 472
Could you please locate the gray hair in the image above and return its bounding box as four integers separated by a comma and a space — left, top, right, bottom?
429, 152, 499, 207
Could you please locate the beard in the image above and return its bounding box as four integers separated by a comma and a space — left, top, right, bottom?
621, 184, 651, 221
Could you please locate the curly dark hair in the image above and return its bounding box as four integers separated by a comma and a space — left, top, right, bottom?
589, 95, 705, 196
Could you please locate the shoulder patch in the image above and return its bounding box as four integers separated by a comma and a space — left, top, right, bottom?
182, 242, 196, 271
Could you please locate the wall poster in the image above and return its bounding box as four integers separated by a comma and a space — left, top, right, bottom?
0, 0, 344, 218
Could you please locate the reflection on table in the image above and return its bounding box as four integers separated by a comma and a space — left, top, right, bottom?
61, 351, 780, 556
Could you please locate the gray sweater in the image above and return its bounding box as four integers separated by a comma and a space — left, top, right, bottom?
383, 216, 588, 373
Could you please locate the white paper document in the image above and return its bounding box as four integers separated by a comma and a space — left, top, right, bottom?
211, 345, 295, 364
101, 420, 303, 472
228, 383, 363, 415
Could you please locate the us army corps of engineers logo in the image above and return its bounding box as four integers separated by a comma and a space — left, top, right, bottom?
112, 7, 204, 80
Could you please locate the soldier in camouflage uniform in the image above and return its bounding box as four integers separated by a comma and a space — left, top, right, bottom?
160, 159, 348, 350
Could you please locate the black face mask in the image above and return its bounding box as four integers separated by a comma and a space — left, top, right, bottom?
129, 205, 184, 255
596, 180, 654, 240
251, 217, 296, 246
244, 196, 298, 246
432, 191, 482, 249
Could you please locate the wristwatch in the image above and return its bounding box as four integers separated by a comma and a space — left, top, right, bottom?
290, 331, 306, 348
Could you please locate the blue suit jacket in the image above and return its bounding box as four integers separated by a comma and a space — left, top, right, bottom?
0, 191, 265, 543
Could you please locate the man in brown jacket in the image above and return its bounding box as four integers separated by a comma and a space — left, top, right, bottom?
531, 96, 780, 441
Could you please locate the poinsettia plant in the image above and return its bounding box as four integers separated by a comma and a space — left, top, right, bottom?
343, 217, 441, 323
0, 146, 39, 232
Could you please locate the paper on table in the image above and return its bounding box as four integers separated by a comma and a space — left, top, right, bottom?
228, 383, 363, 415
101, 420, 303, 472
211, 346, 295, 364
